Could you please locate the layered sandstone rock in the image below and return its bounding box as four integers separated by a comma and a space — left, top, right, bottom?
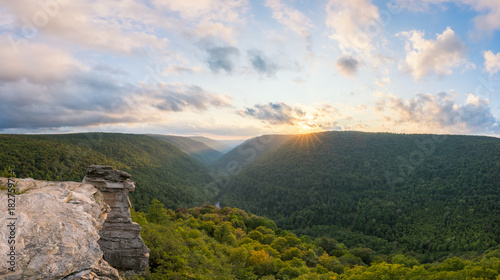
0, 178, 120, 280
0, 165, 149, 279
83, 165, 149, 272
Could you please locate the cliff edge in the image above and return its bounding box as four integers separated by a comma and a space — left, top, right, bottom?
0, 166, 149, 280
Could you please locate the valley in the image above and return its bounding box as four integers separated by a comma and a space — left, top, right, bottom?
1, 131, 499, 279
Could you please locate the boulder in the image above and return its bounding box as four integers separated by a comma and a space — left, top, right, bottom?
0, 178, 120, 280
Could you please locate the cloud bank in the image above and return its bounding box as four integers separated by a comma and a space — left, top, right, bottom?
0, 38, 232, 130
376, 91, 499, 134
240, 102, 341, 131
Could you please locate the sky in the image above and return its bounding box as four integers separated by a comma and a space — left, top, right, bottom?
0, 0, 499, 140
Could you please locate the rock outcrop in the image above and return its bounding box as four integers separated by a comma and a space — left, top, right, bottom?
0, 178, 120, 280
0, 165, 149, 279
83, 165, 149, 272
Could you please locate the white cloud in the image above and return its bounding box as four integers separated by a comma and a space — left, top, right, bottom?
194, 21, 236, 44
484, 50, 500, 75
153, 0, 248, 44
265, 0, 313, 50
398, 27, 472, 80
468, 0, 500, 34
466, 93, 482, 106
325, 0, 380, 55
0, 36, 81, 83
375, 91, 499, 134
19, 0, 248, 51
141, 83, 233, 112
2, 0, 169, 53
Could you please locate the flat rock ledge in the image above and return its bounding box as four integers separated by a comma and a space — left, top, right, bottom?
0, 178, 120, 280
0, 165, 149, 280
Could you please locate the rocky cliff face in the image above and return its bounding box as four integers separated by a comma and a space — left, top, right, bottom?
83, 166, 149, 272
0, 166, 149, 280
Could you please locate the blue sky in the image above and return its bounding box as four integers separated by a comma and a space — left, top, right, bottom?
0, 0, 499, 139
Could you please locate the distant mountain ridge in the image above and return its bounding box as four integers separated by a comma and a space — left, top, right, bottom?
148, 134, 223, 164
188, 136, 244, 154
211, 134, 295, 171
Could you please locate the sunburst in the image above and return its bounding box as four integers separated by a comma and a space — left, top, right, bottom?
295, 112, 324, 134
291, 130, 325, 155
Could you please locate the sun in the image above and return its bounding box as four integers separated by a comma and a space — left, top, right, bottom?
296, 113, 323, 133
300, 121, 315, 130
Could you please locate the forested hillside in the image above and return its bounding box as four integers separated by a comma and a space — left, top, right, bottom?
0, 133, 215, 210
132, 201, 500, 279
221, 131, 500, 260
2, 131, 499, 263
